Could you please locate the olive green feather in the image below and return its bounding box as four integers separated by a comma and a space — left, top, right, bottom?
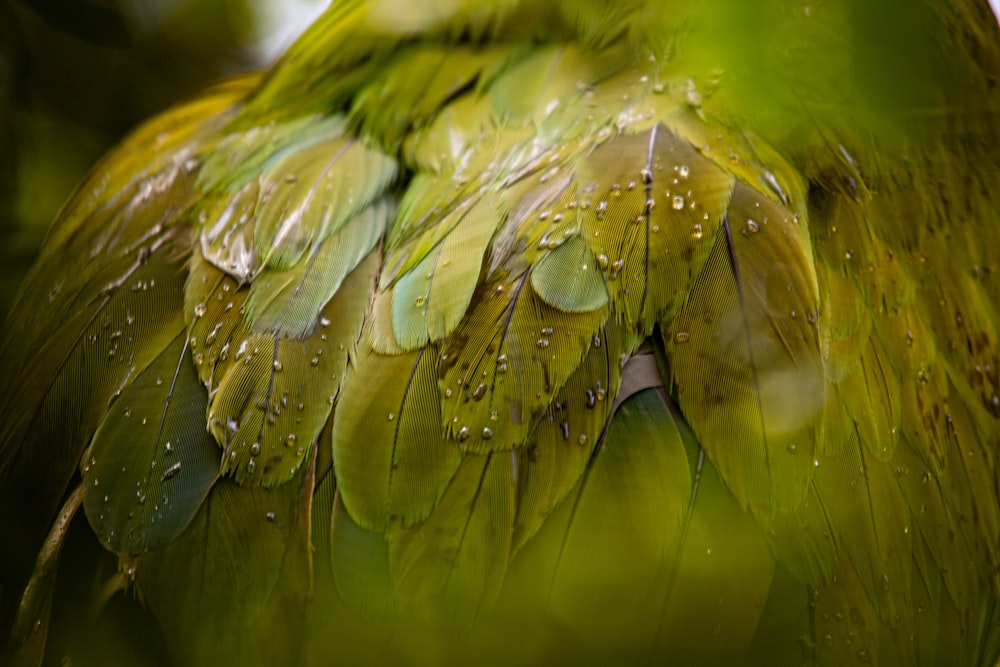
510, 317, 638, 553
134, 456, 314, 667
389, 194, 501, 349
667, 182, 823, 516
386, 452, 516, 621
198, 251, 376, 487
572, 124, 735, 332
3, 1, 1000, 666
82, 333, 219, 554
439, 270, 607, 452
332, 345, 463, 531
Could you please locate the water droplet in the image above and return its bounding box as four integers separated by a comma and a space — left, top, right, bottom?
746, 219, 760, 233
266, 512, 276, 522
584, 389, 596, 409
597, 253, 609, 270
246, 459, 257, 474
319, 316, 331, 327
481, 427, 494, 440
161, 462, 182, 482
445, 387, 454, 397
674, 331, 691, 343
387, 412, 395, 421
693, 224, 704, 240
536, 339, 550, 349
414, 296, 427, 308
164, 441, 174, 454
678, 165, 690, 178
577, 434, 588, 446
672, 195, 685, 210
310, 357, 320, 366
457, 426, 470, 442
273, 360, 283, 371
472, 383, 487, 400
250, 442, 261, 456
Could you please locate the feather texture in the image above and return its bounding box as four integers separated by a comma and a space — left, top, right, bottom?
2, 1, 999, 665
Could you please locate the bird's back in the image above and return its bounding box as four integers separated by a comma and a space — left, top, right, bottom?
2, 1, 999, 665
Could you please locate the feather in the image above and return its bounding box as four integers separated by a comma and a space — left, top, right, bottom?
0, 226, 192, 604
389, 194, 501, 348
332, 346, 462, 530
82, 333, 219, 554
386, 452, 516, 622
135, 455, 314, 667
246, 199, 390, 338
667, 181, 824, 515
202, 251, 376, 486
510, 317, 638, 553
502, 388, 694, 662
573, 124, 735, 332
439, 270, 607, 452
197, 115, 397, 274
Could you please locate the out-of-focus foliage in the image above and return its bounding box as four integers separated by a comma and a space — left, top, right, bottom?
0, 0, 324, 316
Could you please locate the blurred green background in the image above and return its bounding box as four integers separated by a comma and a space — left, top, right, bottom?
0, 0, 325, 317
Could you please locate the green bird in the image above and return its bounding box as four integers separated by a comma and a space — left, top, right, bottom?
2, 0, 999, 665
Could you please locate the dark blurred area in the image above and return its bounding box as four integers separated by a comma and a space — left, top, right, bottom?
0, 0, 324, 317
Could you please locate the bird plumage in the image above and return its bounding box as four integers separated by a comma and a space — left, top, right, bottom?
2, 1, 999, 665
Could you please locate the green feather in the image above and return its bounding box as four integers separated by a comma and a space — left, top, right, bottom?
246, 199, 389, 338
386, 452, 516, 622
530, 234, 609, 313
82, 334, 219, 554
204, 251, 375, 486
574, 124, 735, 331
439, 271, 607, 452
135, 455, 314, 667
510, 318, 637, 553
332, 346, 462, 530
667, 182, 823, 515
252, 133, 396, 269
390, 194, 500, 348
